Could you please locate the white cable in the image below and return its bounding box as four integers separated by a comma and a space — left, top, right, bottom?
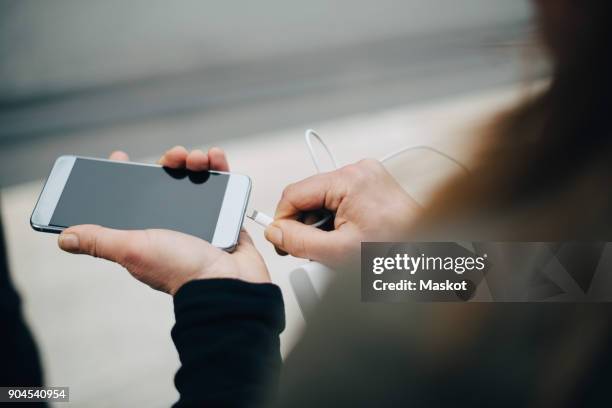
304, 129, 339, 172
249, 210, 274, 228
247, 129, 469, 227
380, 145, 470, 174
247, 129, 470, 321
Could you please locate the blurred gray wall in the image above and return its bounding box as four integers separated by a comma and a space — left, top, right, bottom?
0, 0, 529, 99
0, 1, 532, 186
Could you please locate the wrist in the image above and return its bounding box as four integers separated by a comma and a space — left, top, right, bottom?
169, 266, 271, 296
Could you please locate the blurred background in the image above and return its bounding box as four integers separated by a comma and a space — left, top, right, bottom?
0, 0, 533, 184
1, 0, 536, 406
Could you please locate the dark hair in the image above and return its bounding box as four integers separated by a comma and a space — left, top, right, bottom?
412, 0, 612, 241
406, 4, 612, 406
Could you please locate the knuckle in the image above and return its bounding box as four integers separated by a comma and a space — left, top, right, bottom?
358, 158, 382, 171
281, 182, 296, 199
87, 236, 99, 258
342, 163, 367, 183
125, 235, 151, 270
358, 159, 384, 180
83, 226, 102, 258
122, 235, 146, 267
341, 163, 360, 176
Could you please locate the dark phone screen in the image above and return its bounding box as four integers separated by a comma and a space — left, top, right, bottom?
50, 159, 229, 241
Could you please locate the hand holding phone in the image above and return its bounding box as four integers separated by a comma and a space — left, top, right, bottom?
53, 147, 270, 295
32, 148, 250, 249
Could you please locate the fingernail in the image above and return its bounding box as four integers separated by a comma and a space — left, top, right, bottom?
58, 233, 80, 253
265, 225, 283, 246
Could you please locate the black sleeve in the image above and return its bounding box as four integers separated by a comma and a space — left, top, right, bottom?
0, 207, 45, 393
171, 278, 285, 408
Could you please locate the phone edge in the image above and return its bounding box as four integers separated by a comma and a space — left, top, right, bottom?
30, 155, 76, 233
214, 174, 252, 252
31, 156, 252, 251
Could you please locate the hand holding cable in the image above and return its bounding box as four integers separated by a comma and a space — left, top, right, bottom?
250, 129, 466, 267
264, 158, 421, 267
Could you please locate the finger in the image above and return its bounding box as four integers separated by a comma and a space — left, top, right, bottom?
159, 146, 189, 168
58, 224, 146, 267
185, 149, 209, 171
238, 229, 255, 246
274, 173, 335, 219
236, 229, 266, 253
264, 219, 344, 262
208, 147, 230, 172
235, 229, 259, 255
109, 151, 130, 161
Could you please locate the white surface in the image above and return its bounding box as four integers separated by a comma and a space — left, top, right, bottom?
1, 86, 522, 406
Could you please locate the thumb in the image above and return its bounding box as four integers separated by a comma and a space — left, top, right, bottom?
264, 219, 341, 262
58, 224, 145, 267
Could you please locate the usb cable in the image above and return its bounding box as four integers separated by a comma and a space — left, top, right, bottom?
247, 129, 469, 319
246, 128, 469, 229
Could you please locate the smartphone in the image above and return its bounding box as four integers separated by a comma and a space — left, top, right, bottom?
31, 156, 251, 251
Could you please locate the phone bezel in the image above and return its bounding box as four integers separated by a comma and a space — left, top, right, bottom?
30, 155, 251, 251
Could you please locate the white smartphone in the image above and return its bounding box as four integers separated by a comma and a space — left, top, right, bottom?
31, 155, 251, 251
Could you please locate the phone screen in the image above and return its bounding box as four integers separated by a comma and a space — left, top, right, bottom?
49, 158, 229, 241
